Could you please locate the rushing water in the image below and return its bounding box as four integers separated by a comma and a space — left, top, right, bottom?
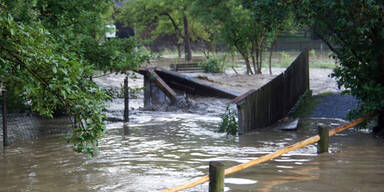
1, 109, 384, 192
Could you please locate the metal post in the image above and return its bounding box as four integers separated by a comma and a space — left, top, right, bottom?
209, 161, 225, 192
318, 125, 329, 153
2, 83, 7, 147
124, 76, 129, 122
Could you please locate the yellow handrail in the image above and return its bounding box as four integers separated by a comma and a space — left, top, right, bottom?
160, 113, 375, 192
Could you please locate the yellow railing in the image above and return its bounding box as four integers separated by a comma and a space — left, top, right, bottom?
160, 113, 376, 192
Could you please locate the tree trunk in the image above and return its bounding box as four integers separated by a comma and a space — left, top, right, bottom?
251, 41, 257, 75
374, 52, 384, 136
183, 6, 192, 62
256, 37, 264, 74
177, 43, 182, 59
243, 55, 253, 75
373, 113, 384, 136
269, 39, 277, 75
258, 48, 263, 74
208, 37, 215, 58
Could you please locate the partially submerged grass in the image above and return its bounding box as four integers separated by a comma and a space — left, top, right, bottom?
292, 91, 335, 118
292, 93, 322, 118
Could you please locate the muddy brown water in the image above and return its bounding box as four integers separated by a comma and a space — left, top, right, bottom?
1, 113, 383, 192
1, 56, 383, 192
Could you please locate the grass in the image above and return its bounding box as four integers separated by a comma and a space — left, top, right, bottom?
292, 91, 335, 118
317, 91, 334, 97
292, 91, 321, 118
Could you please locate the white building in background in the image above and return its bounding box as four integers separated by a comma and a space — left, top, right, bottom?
105, 24, 116, 39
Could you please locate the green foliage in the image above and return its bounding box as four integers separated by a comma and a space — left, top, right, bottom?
290, 0, 384, 122
0, 1, 147, 156
0, 81, 29, 113
277, 51, 293, 67
219, 105, 238, 135
292, 92, 321, 118
199, 57, 225, 73
191, 0, 294, 75
118, 0, 201, 59
309, 49, 317, 60
80, 38, 149, 74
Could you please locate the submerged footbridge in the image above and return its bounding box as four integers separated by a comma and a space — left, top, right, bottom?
138, 67, 241, 109
137, 50, 309, 134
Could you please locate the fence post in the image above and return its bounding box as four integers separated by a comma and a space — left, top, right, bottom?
209, 161, 224, 192
317, 125, 329, 153
2, 83, 7, 147
124, 76, 129, 122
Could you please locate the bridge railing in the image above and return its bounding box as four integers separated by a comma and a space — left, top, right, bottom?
160, 113, 375, 192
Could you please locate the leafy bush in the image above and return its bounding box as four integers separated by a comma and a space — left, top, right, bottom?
309, 49, 317, 60
0, 81, 29, 113
219, 105, 238, 135
278, 51, 293, 67
199, 57, 225, 73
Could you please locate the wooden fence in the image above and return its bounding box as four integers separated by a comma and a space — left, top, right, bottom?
232, 50, 309, 134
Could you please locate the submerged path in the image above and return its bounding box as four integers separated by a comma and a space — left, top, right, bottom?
308, 93, 359, 119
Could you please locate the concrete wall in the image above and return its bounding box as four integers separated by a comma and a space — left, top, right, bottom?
0, 113, 72, 148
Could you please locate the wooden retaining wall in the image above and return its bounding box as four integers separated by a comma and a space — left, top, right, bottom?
232, 51, 309, 134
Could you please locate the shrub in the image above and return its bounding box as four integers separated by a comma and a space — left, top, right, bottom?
279, 51, 293, 67
219, 105, 238, 135
199, 57, 225, 73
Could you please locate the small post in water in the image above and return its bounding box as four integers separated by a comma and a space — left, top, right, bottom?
209, 161, 225, 192
124, 76, 129, 122
317, 125, 329, 153
2, 83, 7, 147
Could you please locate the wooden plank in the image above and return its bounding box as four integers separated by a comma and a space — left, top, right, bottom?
230, 89, 257, 104
147, 69, 177, 104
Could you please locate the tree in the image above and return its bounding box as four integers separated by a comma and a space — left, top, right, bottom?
290, 0, 384, 135
0, 0, 146, 156
118, 0, 194, 62
244, 0, 294, 74
191, 0, 292, 74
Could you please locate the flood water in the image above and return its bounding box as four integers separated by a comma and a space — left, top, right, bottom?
1, 109, 384, 192
1, 56, 383, 191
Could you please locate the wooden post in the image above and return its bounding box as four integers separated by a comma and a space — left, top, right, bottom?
317, 125, 329, 153
124, 76, 129, 122
123, 124, 130, 135
209, 161, 224, 192
2, 83, 7, 147
147, 69, 177, 104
